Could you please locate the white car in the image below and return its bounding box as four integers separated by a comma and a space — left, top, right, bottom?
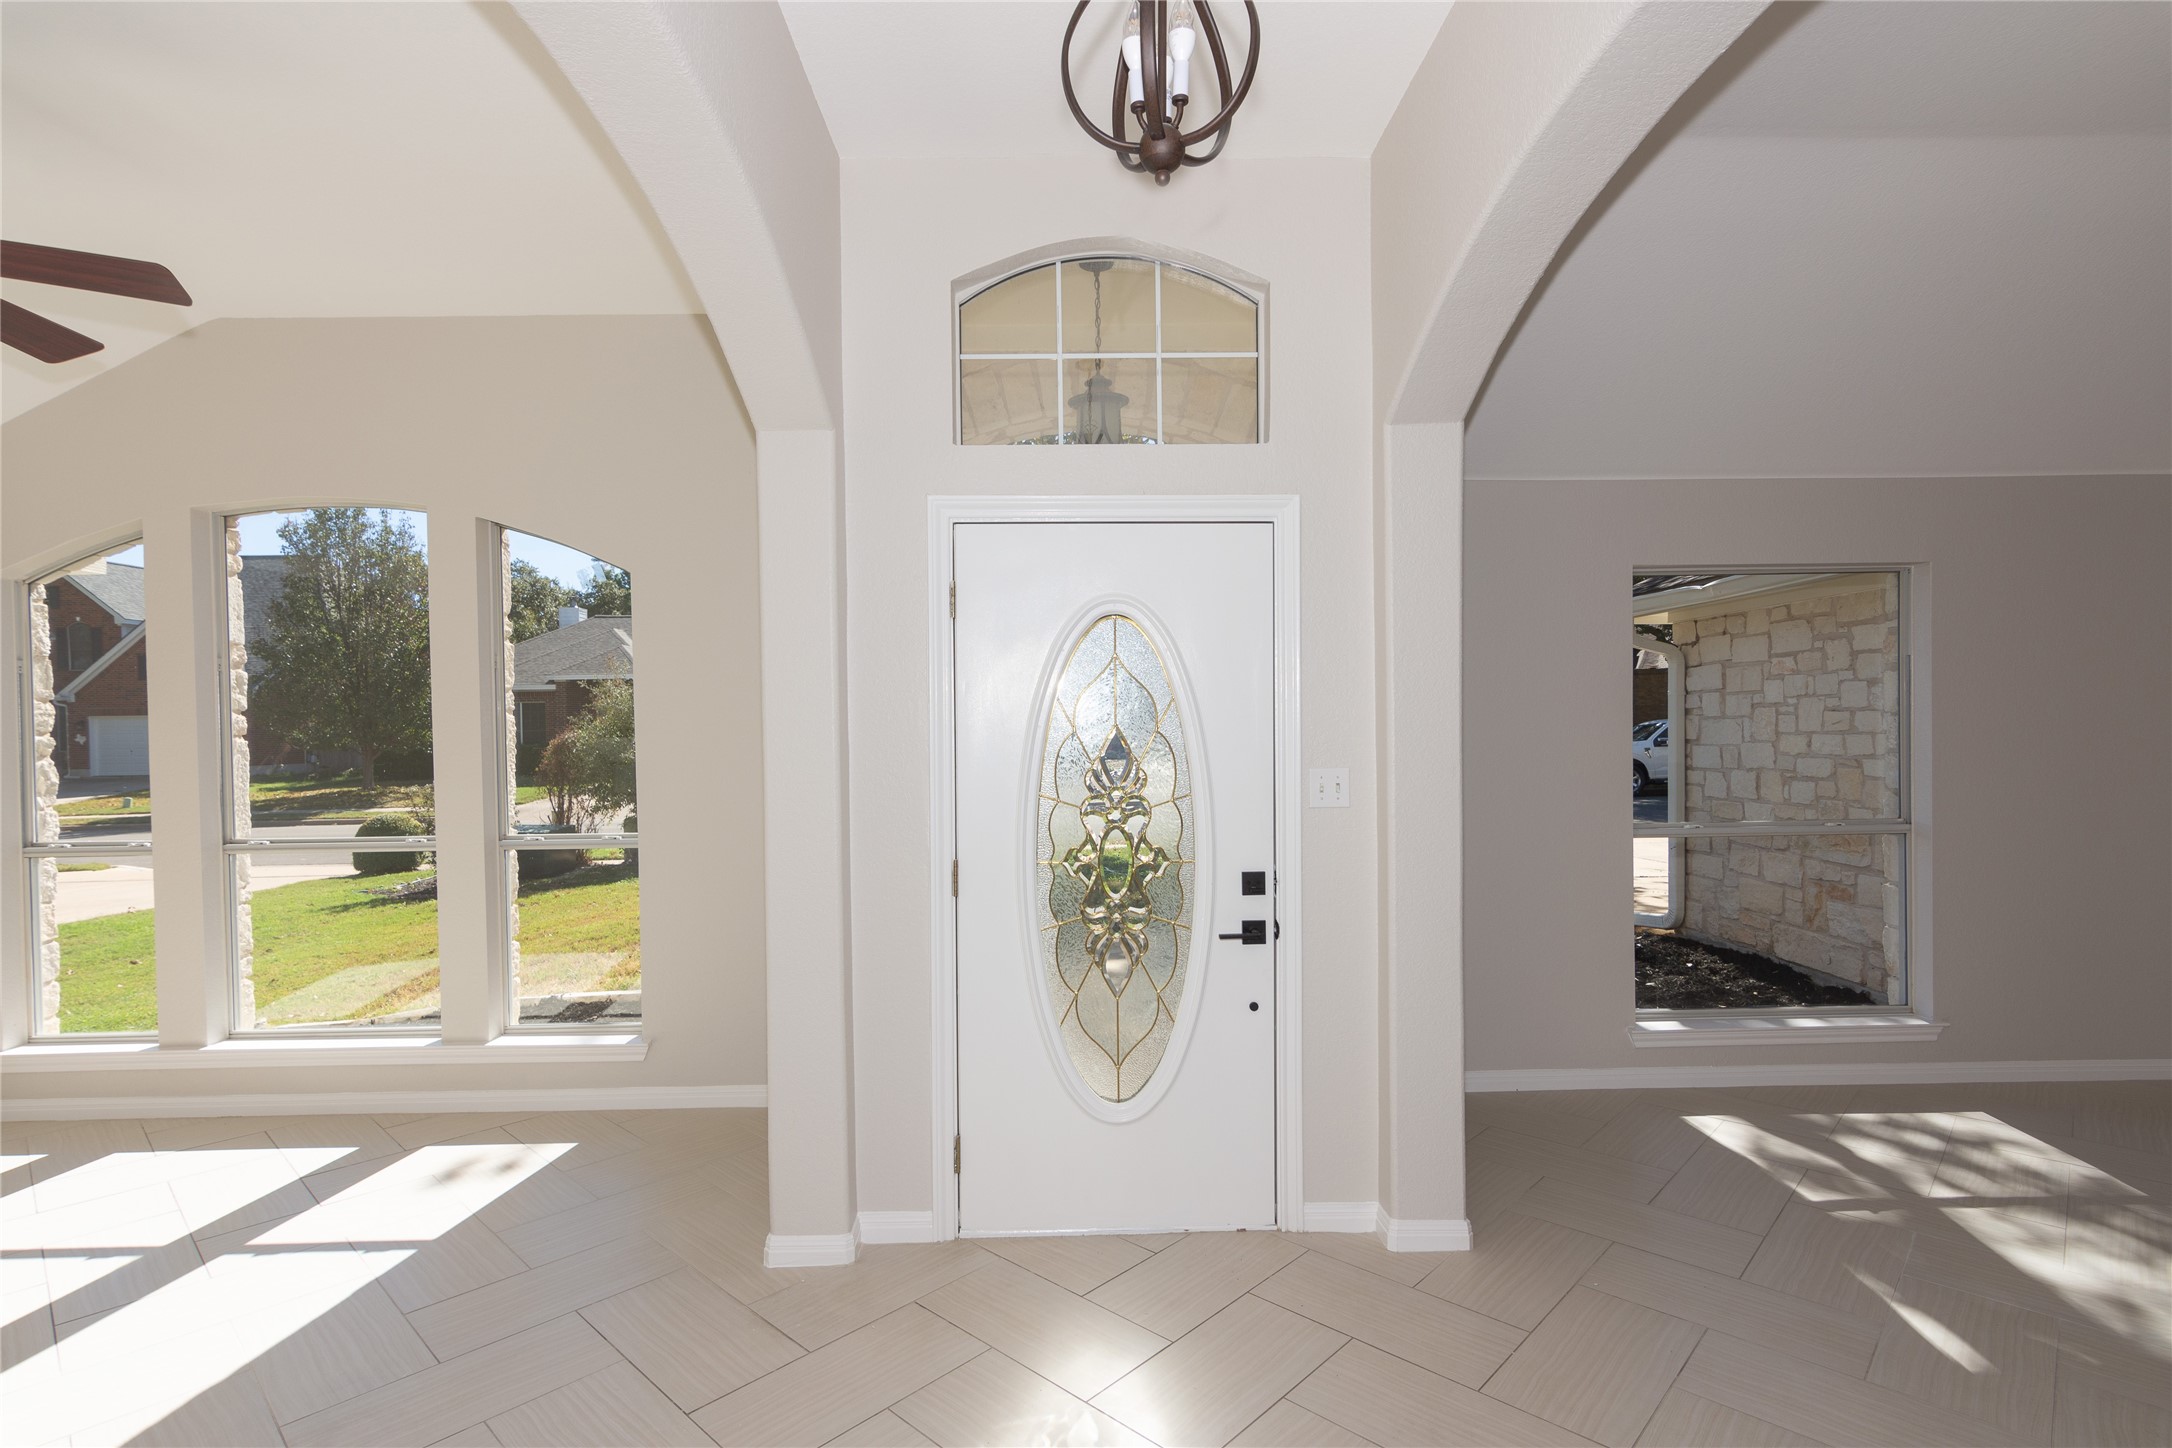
1632, 719, 1670, 796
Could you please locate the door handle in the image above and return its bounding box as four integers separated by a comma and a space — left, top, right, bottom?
1218, 920, 1268, 946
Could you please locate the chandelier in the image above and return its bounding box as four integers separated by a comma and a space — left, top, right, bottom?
1061, 1, 1261, 186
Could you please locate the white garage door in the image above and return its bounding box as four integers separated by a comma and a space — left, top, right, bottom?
87, 716, 150, 776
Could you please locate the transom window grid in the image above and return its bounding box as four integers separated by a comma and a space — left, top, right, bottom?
18, 543, 157, 1039
1633, 568, 1913, 1013
956, 255, 1262, 446
221, 509, 439, 1036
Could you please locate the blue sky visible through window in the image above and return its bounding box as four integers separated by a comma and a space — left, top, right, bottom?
234, 508, 430, 560
505, 530, 613, 590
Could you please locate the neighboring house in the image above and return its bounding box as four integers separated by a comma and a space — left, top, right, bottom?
45, 563, 148, 778
512, 607, 634, 755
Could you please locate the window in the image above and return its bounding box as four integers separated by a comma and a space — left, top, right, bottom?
1632, 572, 1909, 1010
20, 542, 155, 1036
958, 254, 1260, 445
501, 528, 639, 1028
225, 508, 438, 1032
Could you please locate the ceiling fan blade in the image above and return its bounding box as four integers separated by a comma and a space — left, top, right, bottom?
1, 300, 105, 363
1, 241, 192, 306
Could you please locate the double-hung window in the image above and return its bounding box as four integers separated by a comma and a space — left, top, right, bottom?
499, 528, 640, 1029
224, 508, 439, 1033
18, 542, 155, 1036
1632, 571, 1912, 1015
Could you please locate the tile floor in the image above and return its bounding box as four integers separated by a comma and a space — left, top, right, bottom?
2, 1080, 2166, 1446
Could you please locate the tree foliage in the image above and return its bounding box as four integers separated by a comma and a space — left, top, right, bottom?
252, 509, 431, 788
508, 559, 575, 643
537, 680, 637, 828
575, 563, 632, 618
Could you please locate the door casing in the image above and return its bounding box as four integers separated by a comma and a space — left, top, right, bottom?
927, 495, 1304, 1241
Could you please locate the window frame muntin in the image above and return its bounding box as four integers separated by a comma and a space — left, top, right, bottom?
954, 251, 1266, 446
1632, 565, 1917, 1017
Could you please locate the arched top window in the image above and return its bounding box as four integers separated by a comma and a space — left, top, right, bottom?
958, 254, 1260, 446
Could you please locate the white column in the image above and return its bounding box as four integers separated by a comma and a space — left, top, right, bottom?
429, 514, 497, 1044
759, 428, 859, 1263
1376, 420, 1469, 1249
149, 509, 233, 1047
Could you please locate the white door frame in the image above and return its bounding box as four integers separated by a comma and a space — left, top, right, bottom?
928, 495, 1303, 1241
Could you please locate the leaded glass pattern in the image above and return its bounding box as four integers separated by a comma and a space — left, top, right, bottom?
1037, 615, 1194, 1103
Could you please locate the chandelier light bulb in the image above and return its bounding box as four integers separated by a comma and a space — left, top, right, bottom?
1168, 0, 1197, 102
1122, 6, 1145, 110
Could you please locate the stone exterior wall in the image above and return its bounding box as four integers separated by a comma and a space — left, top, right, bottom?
227, 522, 258, 1026
27, 588, 63, 1035
1673, 580, 1904, 999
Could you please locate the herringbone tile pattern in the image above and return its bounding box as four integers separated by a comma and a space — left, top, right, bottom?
1, 1081, 2164, 1445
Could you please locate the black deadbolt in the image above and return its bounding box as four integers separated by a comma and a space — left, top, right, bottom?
1241, 870, 1266, 896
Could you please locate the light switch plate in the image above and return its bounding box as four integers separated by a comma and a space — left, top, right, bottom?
1308, 768, 1350, 808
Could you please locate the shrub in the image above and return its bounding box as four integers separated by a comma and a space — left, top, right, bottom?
353, 812, 428, 875
514, 823, 584, 881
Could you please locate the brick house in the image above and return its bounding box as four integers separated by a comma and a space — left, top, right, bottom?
44, 563, 149, 778
512, 607, 634, 758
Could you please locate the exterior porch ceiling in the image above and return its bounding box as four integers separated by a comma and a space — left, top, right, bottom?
778, 0, 1449, 160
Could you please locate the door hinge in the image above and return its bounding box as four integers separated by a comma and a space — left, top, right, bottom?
948, 582, 956, 618
953, 1135, 961, 1174
951, 859, 959, 896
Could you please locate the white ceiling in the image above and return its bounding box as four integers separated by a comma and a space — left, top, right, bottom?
1466, 1, 2172, 479
779, 0, 1448, 159
1, 1, 698, 421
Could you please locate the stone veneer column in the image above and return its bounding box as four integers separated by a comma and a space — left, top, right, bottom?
500, 529, 523, 1019
27, 583, 62, 1035
226, 520, 257, 1027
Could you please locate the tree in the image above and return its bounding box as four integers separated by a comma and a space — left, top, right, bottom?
252, 509, 431, 788
508, 559, 574, 643
537, 681, 637, 828
575, 563, 632, 618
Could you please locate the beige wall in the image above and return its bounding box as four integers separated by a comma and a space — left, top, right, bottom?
841, 156, 1383, 1213
1466, 474, 2172, 1070
1, 314, 767, 1099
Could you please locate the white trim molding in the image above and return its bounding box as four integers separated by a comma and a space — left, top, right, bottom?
1378, 1209, 1473, 1253
766, 1227, 860, 1269
927, 496, 1304, 1243
1300, 1202, 1381, 1234
1630, 1015, 1945, 1048
1468, 1059, 2172, 1093
0, 1084, 766, 1122
858, 1210, 940, 1245
1, 1035, 651, 1072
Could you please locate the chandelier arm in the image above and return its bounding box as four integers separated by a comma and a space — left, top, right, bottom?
1179, 120, 1231, 165
1138, 0, 1169, 142
1175, 0, 1260, 147
1061, 0, 1141, 154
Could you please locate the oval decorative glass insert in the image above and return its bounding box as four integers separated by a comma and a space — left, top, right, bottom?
1037, 614, 1195, 1103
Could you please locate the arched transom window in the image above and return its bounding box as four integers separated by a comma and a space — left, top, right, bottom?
958, 255, 1260, 445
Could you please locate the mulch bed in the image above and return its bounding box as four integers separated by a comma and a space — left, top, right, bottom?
1636, 930, 1875, 1009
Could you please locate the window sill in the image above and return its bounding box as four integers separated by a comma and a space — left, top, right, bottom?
1629, 1014, 1945, 1047
0, 1035, 648, 1072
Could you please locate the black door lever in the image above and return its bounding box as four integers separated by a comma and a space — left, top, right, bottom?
1218, 920, 1268, 946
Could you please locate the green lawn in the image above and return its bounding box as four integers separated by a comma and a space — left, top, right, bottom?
52, 858, 636, 1032
58, 776, 548, 820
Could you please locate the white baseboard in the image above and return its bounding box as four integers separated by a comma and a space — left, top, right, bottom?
766, 1227, 860, 1268
1377, 1209, 1473, 1253
1467, 1059, 2171, 1093
0, 1084, 767, 1121
1300, 1202, 1381, 1234
858, 1210, 939, 1245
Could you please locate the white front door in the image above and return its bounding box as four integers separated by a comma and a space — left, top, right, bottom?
954, 520, 1277, 1235
87, 716, 150, 776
